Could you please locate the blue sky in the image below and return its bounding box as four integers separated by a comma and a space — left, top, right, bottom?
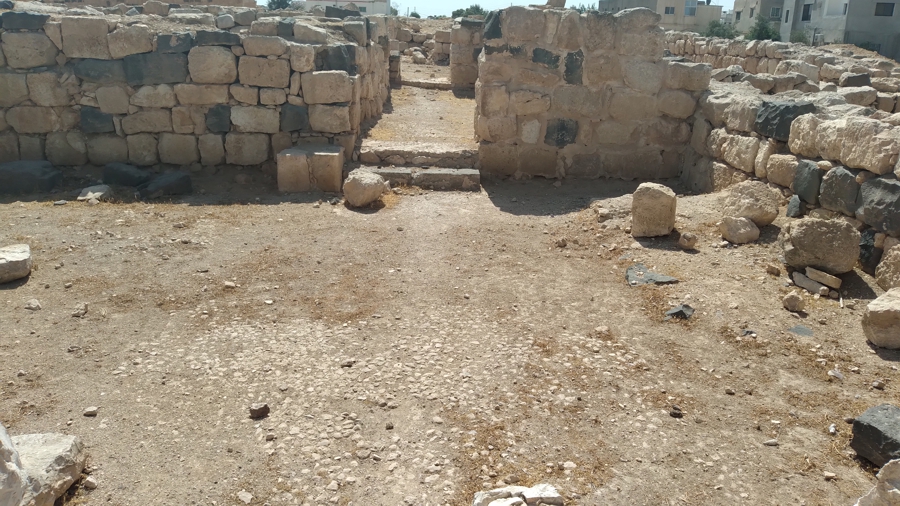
396, 0, 736, 18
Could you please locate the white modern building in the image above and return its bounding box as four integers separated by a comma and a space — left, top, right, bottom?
297, 0, 390, 14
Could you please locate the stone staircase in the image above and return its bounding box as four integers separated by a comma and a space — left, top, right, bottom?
357, 138, 481, 191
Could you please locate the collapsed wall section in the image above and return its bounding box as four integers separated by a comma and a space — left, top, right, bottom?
474, 7, 711, 180
0, 11, 392, 171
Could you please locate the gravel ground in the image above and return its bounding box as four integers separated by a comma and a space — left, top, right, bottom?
1, 178, 898, 506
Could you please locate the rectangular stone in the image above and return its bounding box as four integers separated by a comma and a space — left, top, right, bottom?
173, 84, 229, 105
61, 17, 111, 60
276, 147, 311, 192
123, 53, 188, 86
806, 267, 842, 290
231, 106, 279, 134
411, 169, 480, 191
301, 71, 353, 104
238, 57, 290, 88
121, 110, 172, 134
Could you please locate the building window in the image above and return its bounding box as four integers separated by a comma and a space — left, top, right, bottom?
750, 7, 755, 17
684, 0, 697, 16
875, 2, 895, 16
771, 7, 781, 18
843, 3, 848, 14
664, 6, 675, 14
359, 6, 366, 11
785, 9, 790, 22
735, 10, 742, 20
802, 3, 812, 20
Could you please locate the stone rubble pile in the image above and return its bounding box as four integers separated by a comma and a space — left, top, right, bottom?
472, 483, 564, 506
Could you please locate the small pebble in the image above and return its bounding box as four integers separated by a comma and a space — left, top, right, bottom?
873, 380, 886, 390
763, 439, 779, 446
83, 406, 99, 417
249, 403, 270, 419
82, 476, 99, 489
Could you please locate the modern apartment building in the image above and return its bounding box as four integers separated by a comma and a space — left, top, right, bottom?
296, 0, 390, 14
595, 0, 723, 32
779, 0, 900, 60
732, 0, 785, 32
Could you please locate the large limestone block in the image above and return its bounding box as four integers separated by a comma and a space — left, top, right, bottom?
243, 35, 288, 57
343, 169, 386, 206
766, 154, 799, 188
722, 135, 759, 174
107, 24, 152, 59
839, 86, 878, 106
277, 147, 310, 192
1, 32, 58, 69
174, 84, 229, 105
0, 74, 29, 108
774, 59, 819, 83
231, 106, 279, 133
126, 133, 158, 166
122, 110, 172, 134
721, 180, 780, 226
631, 182, 676, 238
198, 134, 224, 165
863, 289, 900, 349
623, 60, 664, 94
95, 86, 130, 114
780, 218, 861, 274
238, 56, 290, 88
6, 107, 60, 134
500, 6, 546, 44
13, 433, 85, 506
28, 73, 71, 107
309, 105, 351, 133
230, 85, 259, 105
719, 216, 760, 244
61, 16, 111, 59
301, 71, 353, 104
0, 244, 33, 284
307, 145, 344, 192
290, 44, 316, 72
143, 0, 169, 16
609, 89, 656, 121
820, 166, 861, 216
158, 133, 199, 165
665, 61, 711, 91
877, 247, 900, 291
860, 178, 900, 237
131, 84, 177, 108
657, 90, 697, 119
225, 132, 269, 165
787, 113, 820, 158
293, 22, 327, 44
188, 46, 237, 84
87, 135, 128, 165
45, 131, 88, 166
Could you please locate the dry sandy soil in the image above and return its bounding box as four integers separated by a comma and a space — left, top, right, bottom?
2, 175, 899, 506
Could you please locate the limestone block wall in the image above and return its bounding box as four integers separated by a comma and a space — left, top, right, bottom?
683, 83, 900, 250
449, 18, 483, 89
0, 12, 392, 168
474, 7, 711, 180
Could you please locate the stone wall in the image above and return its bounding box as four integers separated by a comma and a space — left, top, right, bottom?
0, 8, 392, 170
474, 7, 711, 179
449, 17, 482, 89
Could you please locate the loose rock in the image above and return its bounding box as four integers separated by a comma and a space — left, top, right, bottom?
343, 169, 388, 207
783, 291, 805, 312
780, 218, 861, 274
631, 183, 676, 238
851, 404, 900, 466
863, 288, 900, 349
249, 403, 270, 419
0, 244, 33, 284
719, 216, 760, 244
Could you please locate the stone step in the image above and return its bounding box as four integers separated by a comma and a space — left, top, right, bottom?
276, 144, 344, 193
399, 78, 453, 90
364, 167, 480, 191
359, 140, 477, 169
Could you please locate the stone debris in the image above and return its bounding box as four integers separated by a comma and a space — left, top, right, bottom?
631, 183, 677, 238
10, 431, 86, 506
23, 299, 41, 311
83, 406, 98, 417
854, 458, 900, 506
472, 483, 564, 506
863, 288, 900, 349
780, 219, 861, 275
721, 180, 780, 227
343, 169, 388, 207
237, 490, 253, 504
249, 403, 270, 419
719, 216, 760, 244
851, 404, 900, 467
625, 263, 678, 286
783, 291, 805, 313
0, 244, 33, 284
806, 267, 842, 290
77, 185, 111, 201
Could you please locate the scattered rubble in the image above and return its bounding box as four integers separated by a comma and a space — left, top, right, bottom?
625, 263, 678, 286
854, 458, 900, 506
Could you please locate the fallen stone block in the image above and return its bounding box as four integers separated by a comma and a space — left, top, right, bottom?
854, 458, 900, 506
0, 160, 61, 194
852, 404, 900, 465
719, 216, 759, 244
631, 182, 676, 238
863, 289, 900, 349
876, 247, 900, 291
780, 218, 861, 274
722, 180, 780, 227
343, 169, 387, 207
0, 244, 32, 284
137, 171, 192, 199
806, 266, 842, 289
12, 432, 86, 506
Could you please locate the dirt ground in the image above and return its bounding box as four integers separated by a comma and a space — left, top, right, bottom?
363, 86, 476, 148
2, 176, 899, 506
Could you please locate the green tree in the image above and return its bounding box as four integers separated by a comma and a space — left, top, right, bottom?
390, 1, 399, 15
570, 3, 597, 13
267, 0, 289, 10
790, 30, 810, 44
452, 4, 486, 17
410, 11, 421, 18
746, 16, 780, 41
703, 20, 737, 39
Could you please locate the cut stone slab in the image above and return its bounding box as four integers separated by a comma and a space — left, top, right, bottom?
12, 432, 86, 506
0, 160, 62, 194
854, 458, 900, 506
137, 171, 192, 199
626, 263, 678, 286
851, 404, 900, 466
792, 271, 827, 295
343, 169, 386, 207
103, 162, 152, 187
0, 244, 32, 284
863, 289, 900, 349
0, 423, 27, 506
806, 266, 842, 290
276, 145, 344, 193
77, 184, 111, 201
412, 169, 480, 191
631, 182, 676, 238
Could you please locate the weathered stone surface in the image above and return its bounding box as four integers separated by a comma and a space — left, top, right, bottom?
27, 73, 69, 107
137, 171, 192, 198
1, 32, 58, 69
665, 61, 711, 91
230, 85, 258, 105
0, 422, 27, 506
631, 182, 676, 238
781, 218, 861, 274
103, 162, 152, 186
87, 135, 128, 165
225, 132, 269, 165
198, 133, 224, 165
126, 134, 158, 166
877, 246, 900, 291
343, 169, 386, 207
0, 244, 32, 284
0, 73, 29, 108
860, 178, 900, 237
205, 104, 231, 133
61, 16, 110, 60
0, 160, 60, 194
786, 195, 805, 218
187, 46, 236, 84
1, 11, 49, 30
820, 166, 861, 216
124, 52, 188, 85
793, 160, 823, 205
309, 104, 351, 133
193, 30, 241, 46
840, 72, 872, 88
301, 71, 353, 104
854, 458, 900, 506
45, 131, 87, 166
95, 85, 129, 114
216, 14, 234, 30
156, 32, 193, 53
168, 12, 215, 25
79, 106, 114, 134
722, 180, 780, 227
231, 106, 279, 134
280, 104, 309, 132
107, 24, 152, 59
719, 216, 759, 244
289, 44, 315, 73
238, 57, 290, 88
307, 145, 344, 192
721, 134, 759, 173
860, 229, 884, 276
74, 59, 126, 84
13, 433, 85, 506
157, 133, 198, 166
174, 84, 229, 105
293, 22, 327, 44
277, 146, 310, 192
657, 89, 696, 119
130, 84, 176, 108
142, 0, 169, 16
122, 109, 171, 134
766, 154, 798, 188
755, 101, 815, 142
320, 45, 357, 75
6, 107, 60, 134
243, 35, 287, 57
233, 9, 256, 26
852, 404, 900, 465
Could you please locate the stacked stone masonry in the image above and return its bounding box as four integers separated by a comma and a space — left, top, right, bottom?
450, 18, 483, 89
0, 4, 393, 169
474, 7, 712, 179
